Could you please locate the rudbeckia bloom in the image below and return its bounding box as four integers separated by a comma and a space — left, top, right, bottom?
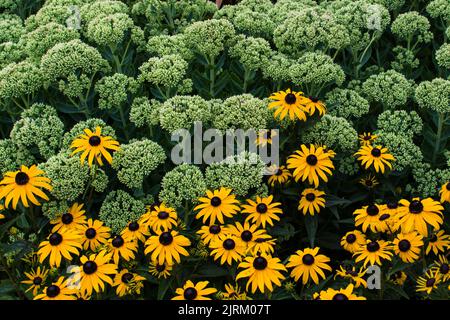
359, 174, 379, 189
74, 251, 118, 295
374, 208, 400, 234
305, 96, 326, 116
396, 198, 444, 236
194, 187, 240, 225
144, 230, 191, 265
149, 262, 173, 279
298, 188, 326, 216
113, 269, 146, 297
425, 230, 450, 255
267, 165, 291, 187
79, 219, 111, 251
37, 229, 82, 267
21, 267, 49, 296
358, 132, 377, 146
209, 234, 246, 265
172, 280, 217, 300
340, 230, 366, 253
34, 276, 77, 300
248, 236, 276, 255
416, 269, 441, 295
0, 165, 52, 209
319, 284, 366, 300
141, 203, 178, 232
51, 202, 87, 232
353, 240, 393, 267
218, 283, 250, 300
268, 88, 309, 121
393, 232, 424, 263
197, 224, 227, 245
121, 220, 150, 243
227, 221, 269, 252
287, 144, 334, 188
335, 265, 367, 288
241, 195, 282, 228
354, 145, 395, 173
388, 271, 407, 286
236, 253, 286, 294
108, 235, 138, 264
432, 255, 450, 282
439, 182, 450, 203
286, 247, 332, 285
353, 203, 383, 233
70, 126, 120, 167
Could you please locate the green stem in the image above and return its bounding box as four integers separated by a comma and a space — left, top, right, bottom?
0, 254, 26, 299
119, 105, 129, 140
432, 112, 445, 166
243, 67, 250, 93
208, 55, 216, 98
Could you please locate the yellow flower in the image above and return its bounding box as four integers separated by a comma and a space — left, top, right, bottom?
37, 229, 82, 267
359, 174, 379, 189
149, 261, 173, 279
432, 255, 450, 282
393, 231, 424, 263
218, 283, 250, 300
425, 230, 450, 255
34, 276, 77, 300
353, 240, 393, 267
51, 202, 87, 233
335, 265, 367, 288
416, 269, 441, 295
305, 96, 326, 116
388, 271, 407, 286
113, 269, 146, 297
268, 88, 309, 121
396, 198, 444, 236
286, 247, 332, 285
21, 267, 49, 296
108, 235, 138, 265
0, 165, 52, 209
194, 187, 240, 225
121, 220, 150, 243
241, 195, 282, 228
197, 224, 227, 246
353, 203, 383, 233
297, 188, 326, 215
140, 203, 178, 232
266, 165, 291, 187
439, 182, 450, 203
319, 284, 366, 300
79, 219, 110, 251
227, 221, 269, 253
144, 230, 191, 265
248, 236, 276, 256
209, 233, 246, 265
354, 144, 395, 173
172, 280, 217, 300
70, 126, 120, 167
358, 132, 377, 146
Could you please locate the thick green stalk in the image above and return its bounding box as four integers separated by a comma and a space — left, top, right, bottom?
432, 112, 445, 166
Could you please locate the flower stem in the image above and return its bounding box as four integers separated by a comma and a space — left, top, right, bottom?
432, 112, 445, 166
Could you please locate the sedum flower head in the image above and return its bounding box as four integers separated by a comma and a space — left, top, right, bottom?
426, 0, 450, 23
377, 110, 423, 139
0, 13, 25, 43
99, 190, 146, 234
412, 162, 450, 198
10, 104, 64, 159
228, 36, 272, 71
0, 60, 43, 100
415, 78, 450, 113
369, 0, 405, 12
85, 13, 135, 47
80, 0, 129, 24
326, 88, 370, 120
0, 139, 35, 172
112, 139, 166, 189
95, 74, 138, 110
391, 11, 433, 44
159, 164, 206, 208
436, 43, 450, 70
337, 156, 359, 176
129, 96, 161, 128
91, 168, 109, 193
25, 2, 85, 30
362, 70, 413, 109
138, 54, 189, 90
62, 118, 117, 150
205, 152, 265, 197
261, 52, 296, 83
146, 34, 194, 61
0, 42, 25, 69
391, 46, 419, 73
41, 200, 70, 221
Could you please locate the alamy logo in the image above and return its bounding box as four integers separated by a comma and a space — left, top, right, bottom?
366, 265, 381, 290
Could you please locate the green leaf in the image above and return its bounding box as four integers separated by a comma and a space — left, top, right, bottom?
193, 264, 229, 278
304, 214, 318, 247
157, 278, 172, 300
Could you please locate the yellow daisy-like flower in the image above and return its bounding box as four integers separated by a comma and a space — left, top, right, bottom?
144, 230, 191, 265
298, 188, 326, 216
388, 271, 407, 286
358, 132, 377, 146
266, 165, 291, 187
21, 267, 49, 296
416, 269, 441, 295
70, 126, 120, 167
121, 220, 150, 243
172, 280, 217, 300
425, 230, 450, 255
113, 269, 146, 297
396, 198, 444, 236
37, 229, 82, 267
340, 230, 366, 253
74, 251, 118, 295
353, 240, 393, 267
217, 283, 250, 300
432, 255, 450, 282
227, 221, 269, 252
108, 235, 138, 265
354, 145, 395, 173
255, 129, 277, 147
241, 195, 282, 228
335, 265, 367, 288
353, 203, 383, 233
439, 182, 450, 203
359, 174, 379, 189
305, 96, 326, 116
0, 165, 52, 209
197, 224, 227, 246
374, 207, 400, 234
268, 88, 309, 121
248, 236, 276, 255
141, 203, 178, 232
287, 144, 334, 188
149, 261, 173, 279
286, 247, 332, 285
79, 219, 110, 251
34, 276, 77, 300
393, 231, 424, 263
236, 253, 287, 294
319, 284, 366, 300
194, 187, 240, 225
209, 234, 246, 266
51, 202, 87, 233
75, 290, 92, 300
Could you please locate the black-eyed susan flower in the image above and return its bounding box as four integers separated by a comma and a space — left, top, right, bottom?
319, 284, 366, 300
358, 132, 377, 146
393, 231, 424, 263
34, 276, 76, 300
113, 269, 146, 297
305, 96, 326, 116
75, 290, 91, 300
267, 165, 291, 187
227, 221, 269, 252
236, 253, 286, 294
426, 230, 450, 255
172, 280, 217, 300
439, 182, 450, 203
432, 255, 450, 282
74, 251, 118, 295
241, 195, 282, 228
353, 203, 383, 233
141, 203, 178, 232
144, 230, 191, 265
354, 145, 395, 173
340, 230, 366, 254
359, 174, 379, 189
416, 269, 441, 295
353, 240, 393, 267
108, 235, 138, 265
255, 129, 277, 147
374, 208, 400, 233
388, 271, 407, 286
121, 220, 150, 243
21, 267, 49, 296
0, 165, 52, 209
268, 89, 309, 121
197, 224, 227, 245
79, 219, 110, 251
218, 283, 250, 300
335, 265, 367, 288
396, 198, 444, 236
286, 247, 332, 285
298, 188, 325, 216
248, 236, 276, 255
194, 187, 240, 225
51, 202, 86, 232
70, 126, 120, 167
209, 234, 246, 265
37, 229, 82, 267
149, 261, 173, 279
287, 144, 334, 188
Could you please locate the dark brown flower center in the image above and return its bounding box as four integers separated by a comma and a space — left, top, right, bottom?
156, 264, 166, 272
112, 236, 124, 248
15, 172, 29, 185
256, 203, 268, 213
346, 234, 356, 244
121, 273, 133, 284
333, 293, 348, 301
157, 211, 169, 219
284, 93, 296, 104
387, 201, 398, 209
429, 235, 437, 243
306, 154, 318, 166
46, 285, 60, 298
210, 196, 221, 207
305, 193, 316, 202
183, 287, 197, 300
128, 221, 139, 231
440, 264, 449, 274
365, 180, 373, 186
85, 228, 96, 239
366, 204, 379, 216
275, 168, 283, 176
409, 200, 423, 214
426, 278, 435, 287
379, 214, 390, 221
33, 277, 43, 285
309, 96, 319, 103
446, 183, 450, 191
209, 225, 221, 234
367, 241, 380, 252
83, 261, 97, 275
398, 240, 411, 252
302, 254, 315, 265
61, 213, 73, 225
88, 135, 101, 146
223, 239, 236, 250
49, 233, 63, 246
241, 230, 253, 242
159, 232, 173, 245
371, 148, 381, 157
253, 257, 268, 270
